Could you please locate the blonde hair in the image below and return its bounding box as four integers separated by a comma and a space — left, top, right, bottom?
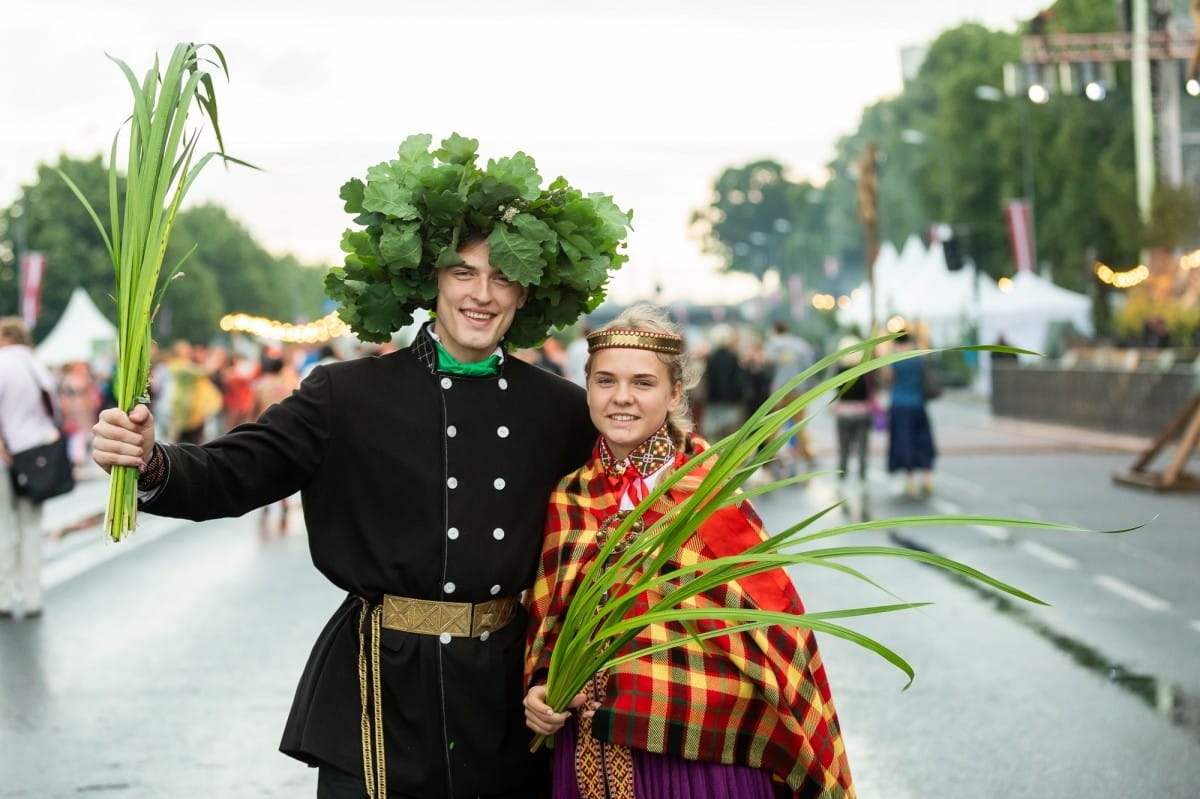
0, 317, 32, 346
586, 303, 701, 446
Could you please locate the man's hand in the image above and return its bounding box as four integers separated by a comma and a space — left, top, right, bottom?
92, 404, 157, 474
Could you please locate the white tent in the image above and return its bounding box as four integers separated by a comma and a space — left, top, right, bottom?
35, 287, 118, 367
978, 270, 1092, 359
837, 236, 989, 346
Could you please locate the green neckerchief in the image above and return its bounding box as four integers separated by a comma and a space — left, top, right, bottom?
435, 342, 502, 377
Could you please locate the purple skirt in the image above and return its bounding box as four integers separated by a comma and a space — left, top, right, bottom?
551, 717, 776, 799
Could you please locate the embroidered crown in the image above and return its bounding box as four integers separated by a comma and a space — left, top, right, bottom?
586, 328, 683, 355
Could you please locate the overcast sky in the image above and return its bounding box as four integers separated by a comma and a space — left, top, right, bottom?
4, 0, 1048, 305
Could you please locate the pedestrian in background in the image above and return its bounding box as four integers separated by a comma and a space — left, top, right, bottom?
564, 322, 593, 387
831, 335, 873, 484
251, 353, 302, 535
57, 360, 102, 466
701, 323, 748, 441
764, 320, 817, 476
882, 330, 936, 497
0, 317, 60, 619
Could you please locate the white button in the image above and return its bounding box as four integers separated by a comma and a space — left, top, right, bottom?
447, 527, 460, 540
444, 582, 456, 594
447, 425, 457, 437
493, 478, 506, 490
447, 477, 458, 489
497, 426, 510, 438
479, 631, 490, 642
493, 528, 505, 541
441, 377, 453, 389
439, 632, 452, 645
498, 378, 508, 390
490, 584, 501, 595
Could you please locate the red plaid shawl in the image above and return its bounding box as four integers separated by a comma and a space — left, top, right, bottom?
526, 435, 855, 798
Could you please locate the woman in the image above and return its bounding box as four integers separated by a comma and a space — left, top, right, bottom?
0, 317, 61, 619
524, 304, 854, 799
882, 330, 936, 497
831, 335, 873, 484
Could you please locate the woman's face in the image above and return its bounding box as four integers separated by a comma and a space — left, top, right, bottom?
587, 347, 682, 461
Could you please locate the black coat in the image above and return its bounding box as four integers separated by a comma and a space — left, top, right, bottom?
146, 327, 595, 797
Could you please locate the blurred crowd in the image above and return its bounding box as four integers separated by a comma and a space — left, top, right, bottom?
522, 318, 937, 497
39, 337, 396, 470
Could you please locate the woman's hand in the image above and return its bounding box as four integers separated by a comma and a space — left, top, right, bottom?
524, 685, 597, 736
92, 404, 156, 473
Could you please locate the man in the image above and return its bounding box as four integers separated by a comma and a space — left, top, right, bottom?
700, 323, 747, 441
764, 320, 818, 473
92, 135, 631, 799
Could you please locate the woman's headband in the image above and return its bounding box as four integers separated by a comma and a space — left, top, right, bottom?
586, 328, 683, 355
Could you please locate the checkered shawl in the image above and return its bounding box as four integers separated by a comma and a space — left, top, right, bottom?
527, 434, 855, 798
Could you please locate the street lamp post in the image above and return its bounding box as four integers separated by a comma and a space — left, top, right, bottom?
975, 83, 1038, 270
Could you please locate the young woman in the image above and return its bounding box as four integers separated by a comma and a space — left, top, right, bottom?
881, 330, 937, 497
524, 304, 854, 799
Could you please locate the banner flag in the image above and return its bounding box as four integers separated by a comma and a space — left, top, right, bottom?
1004, 200, 1035, 272
19, 252, 46, 329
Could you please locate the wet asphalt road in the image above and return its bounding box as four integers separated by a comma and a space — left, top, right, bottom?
2, 395, 1199, 797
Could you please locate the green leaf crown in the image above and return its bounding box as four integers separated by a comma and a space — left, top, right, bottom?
325, 133, 634, 348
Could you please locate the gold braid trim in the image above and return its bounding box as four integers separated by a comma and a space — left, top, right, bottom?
357, 600, 386, 799
586, 328, 682, 355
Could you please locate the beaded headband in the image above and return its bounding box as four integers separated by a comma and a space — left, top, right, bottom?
586, 328, 683, 355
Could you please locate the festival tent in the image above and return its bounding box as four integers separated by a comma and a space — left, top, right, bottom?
35, 287, 118, 367
978, 270, 1092, 359
835, 240, 900, 334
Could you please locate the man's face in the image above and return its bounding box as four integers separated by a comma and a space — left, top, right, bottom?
433, 240, 528, 363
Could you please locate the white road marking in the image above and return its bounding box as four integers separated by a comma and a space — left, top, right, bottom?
1094, 574, 1172, 612
1018, 540, 1079, 569
932, 473, 980, 496
973, 525, 1012, 542
930, 497, 960, 514
1016, 501, 1040, 517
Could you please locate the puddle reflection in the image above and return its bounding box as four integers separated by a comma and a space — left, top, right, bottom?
890, 530, 1200, 745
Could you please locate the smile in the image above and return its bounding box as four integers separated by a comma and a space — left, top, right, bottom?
462, 310, 494, 322
609, 414, 639, 421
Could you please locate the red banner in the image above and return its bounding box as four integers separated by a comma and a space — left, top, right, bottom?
20, 252, 45, 329
1004, 200, 1035, 272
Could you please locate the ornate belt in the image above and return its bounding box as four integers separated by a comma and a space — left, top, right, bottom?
380, 594, 519, 638
356, 593, 521, 798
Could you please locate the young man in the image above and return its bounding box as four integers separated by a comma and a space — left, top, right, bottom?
91, 136, 631, 799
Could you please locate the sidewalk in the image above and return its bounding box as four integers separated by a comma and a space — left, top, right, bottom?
805, 389, 1153, 459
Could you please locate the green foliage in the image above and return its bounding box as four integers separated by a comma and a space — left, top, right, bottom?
0, 156, 330, 346
0, 157, 119, 338
690, 0, 1150, 342
55, 42, 252, 541
1144, 182, 1200, 249
328, 133, 633, 348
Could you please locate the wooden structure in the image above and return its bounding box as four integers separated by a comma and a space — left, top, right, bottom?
1113, 393, 1200, 492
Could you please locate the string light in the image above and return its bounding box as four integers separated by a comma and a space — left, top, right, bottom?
1094, 261, 1149, 289
219, 311, 352, 344
810, 293, 837, 311
1179, 249, 1200, 272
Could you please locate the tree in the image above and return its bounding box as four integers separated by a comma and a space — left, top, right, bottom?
0, 156, 119, 339
0, 155, 333, 346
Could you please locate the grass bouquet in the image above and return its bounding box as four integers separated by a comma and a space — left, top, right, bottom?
59, 42, 248, 541
532, 336, 1123, 750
